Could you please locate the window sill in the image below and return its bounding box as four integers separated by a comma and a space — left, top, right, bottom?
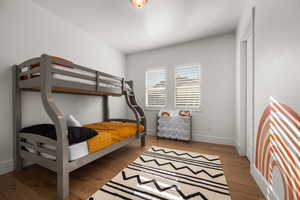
175, 106, 202, 111
145, 107, 203, 113
145, 107, 164, 111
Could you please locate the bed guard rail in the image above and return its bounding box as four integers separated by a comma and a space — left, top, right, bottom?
17, 54, 124, 96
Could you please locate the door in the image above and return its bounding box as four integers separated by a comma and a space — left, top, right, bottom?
246, 35, 254, 162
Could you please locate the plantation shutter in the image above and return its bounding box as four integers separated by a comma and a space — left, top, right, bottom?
175, 66, 201, 108
146, 69, 167, 107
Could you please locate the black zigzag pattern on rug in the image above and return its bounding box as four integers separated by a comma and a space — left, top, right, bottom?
151, 147, 220, 161
88, 146, 231, 200
138, 156, 224, 178
142, 153, 223, 171
145, 151, 222, 167
126, 166, 230, 195
107, 181, 169, 200
130, 162, 228, 187
121, 171, 209, 200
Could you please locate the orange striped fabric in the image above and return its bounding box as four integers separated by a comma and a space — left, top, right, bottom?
255, 98, 300, 200
84, 122, 144, 153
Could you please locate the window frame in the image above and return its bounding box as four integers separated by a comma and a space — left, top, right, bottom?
174, 64, 202, 111
145, 68, 168, 109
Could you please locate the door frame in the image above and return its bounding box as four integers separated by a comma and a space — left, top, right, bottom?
239, 7, 255, 163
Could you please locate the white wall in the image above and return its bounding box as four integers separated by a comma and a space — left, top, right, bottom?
236, 0, 300, 199
253, 0, 300, 145
0, 0, 126, 174
126, 33, 236, 145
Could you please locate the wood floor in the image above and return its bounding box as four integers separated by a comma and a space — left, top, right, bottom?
0, 136, 265, 200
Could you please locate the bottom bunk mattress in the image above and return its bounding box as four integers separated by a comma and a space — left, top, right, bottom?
84, 122, 144, 153
21, 122, 144, 161
23, 141, 89, 161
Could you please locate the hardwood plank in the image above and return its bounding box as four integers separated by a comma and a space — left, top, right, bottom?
0, 136, 265, 200
0, 174, 43, 200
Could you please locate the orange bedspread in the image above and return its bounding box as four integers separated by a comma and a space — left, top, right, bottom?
84, 122, 144, 153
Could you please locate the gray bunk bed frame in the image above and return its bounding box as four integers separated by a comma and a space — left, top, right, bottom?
12, 54, 146, 200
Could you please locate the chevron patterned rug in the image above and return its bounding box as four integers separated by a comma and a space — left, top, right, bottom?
88, 146, 231, 200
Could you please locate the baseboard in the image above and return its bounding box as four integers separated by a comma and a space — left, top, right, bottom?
250, 165, 280, 200
147, 129, 156, 136
234, 140, 243, 156
192, 135, 234, 146
0, 159, 13, 175
147, 130, 234, 146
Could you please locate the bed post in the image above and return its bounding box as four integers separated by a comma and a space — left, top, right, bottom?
103, 96, 109, 121
40, 54, 69, 200
12, 65, 22, 171
141, 131, 146, 147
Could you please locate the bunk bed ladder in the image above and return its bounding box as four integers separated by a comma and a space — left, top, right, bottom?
124, 80, 146, 146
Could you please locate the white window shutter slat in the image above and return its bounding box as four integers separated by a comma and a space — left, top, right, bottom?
146, 69, 167, 107
175, 66, 201, 108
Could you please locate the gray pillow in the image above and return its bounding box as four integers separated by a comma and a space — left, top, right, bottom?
66, 115, 82, 127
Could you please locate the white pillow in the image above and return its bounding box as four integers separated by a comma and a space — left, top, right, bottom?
66, 114, 82, 127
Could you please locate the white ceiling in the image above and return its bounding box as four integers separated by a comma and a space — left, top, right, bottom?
33, 0, 245, 54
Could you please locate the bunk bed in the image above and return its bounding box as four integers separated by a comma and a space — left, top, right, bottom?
12, 54, 146, 200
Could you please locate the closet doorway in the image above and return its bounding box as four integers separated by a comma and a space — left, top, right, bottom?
246, 35, 254, 162
240, 8, 255, 163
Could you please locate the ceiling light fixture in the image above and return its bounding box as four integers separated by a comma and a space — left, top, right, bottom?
131, 0, 148, 8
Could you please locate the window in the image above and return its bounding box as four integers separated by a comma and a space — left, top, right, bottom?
175, 66, 201, 109
146, 69, 167, 108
